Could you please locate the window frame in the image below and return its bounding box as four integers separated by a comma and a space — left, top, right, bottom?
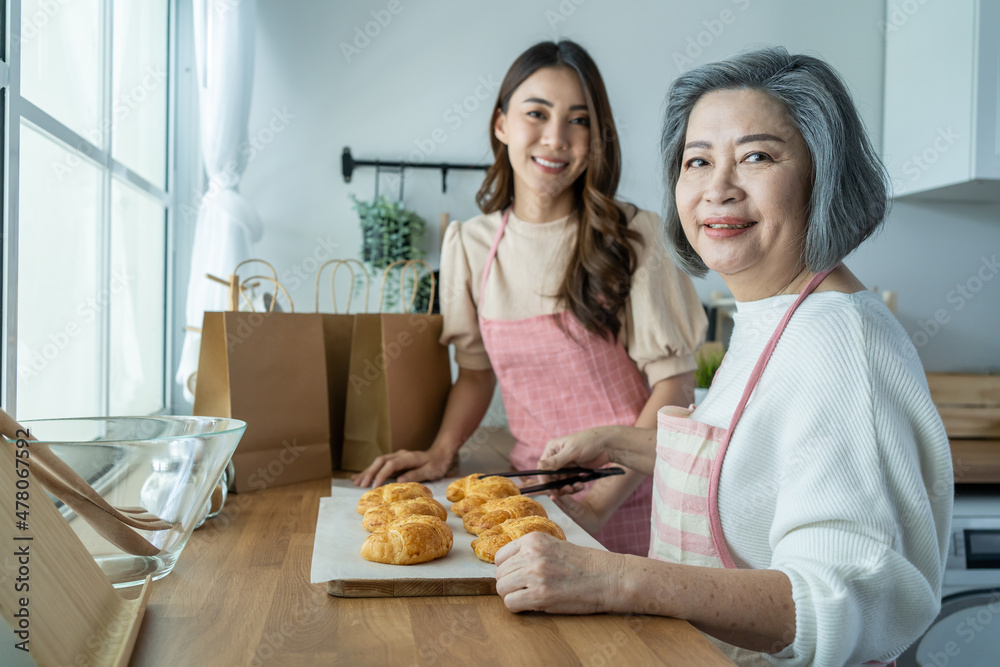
1, 0, 188, 417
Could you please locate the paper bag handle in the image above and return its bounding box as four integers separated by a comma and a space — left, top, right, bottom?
314, 259, 370, 314
233, 258, 279, 280
378, 259, 436, 314
206, 259, 280, 311
232, 259, 280, 311
239, 275, 295, 313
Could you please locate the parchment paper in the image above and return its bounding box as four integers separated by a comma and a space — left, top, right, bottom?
310, 478, 607, 583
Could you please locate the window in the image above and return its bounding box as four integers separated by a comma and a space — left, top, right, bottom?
2, 0, 178, 419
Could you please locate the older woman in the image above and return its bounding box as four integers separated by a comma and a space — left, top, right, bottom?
493, 48, 953, 666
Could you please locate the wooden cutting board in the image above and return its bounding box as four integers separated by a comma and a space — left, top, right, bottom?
327, 576, 495, 598
313, 479, 607, 597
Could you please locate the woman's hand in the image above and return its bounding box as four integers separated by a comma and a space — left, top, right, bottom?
539, 426, 616, 471
350, 448, 453, 488
494, 532, 624, 614
351, 367, 496, 488
543, 425, 658, 478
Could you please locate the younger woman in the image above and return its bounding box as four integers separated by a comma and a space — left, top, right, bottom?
354, 40, 707, 556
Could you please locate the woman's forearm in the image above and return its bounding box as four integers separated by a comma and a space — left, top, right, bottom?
429, 367, 497, 458
614, 556, 796, 653
635, 371, 695, 428
568, 425, 655, 475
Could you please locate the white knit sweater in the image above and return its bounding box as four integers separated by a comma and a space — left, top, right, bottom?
692, 290, 953, 666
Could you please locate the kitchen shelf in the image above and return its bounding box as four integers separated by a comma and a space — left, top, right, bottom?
951, 440, 1000, 484
927, 372, 1000, 484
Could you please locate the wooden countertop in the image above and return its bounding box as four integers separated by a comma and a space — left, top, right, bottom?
129, 429, 733, 666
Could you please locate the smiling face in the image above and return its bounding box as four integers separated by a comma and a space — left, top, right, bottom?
675, 88, 814, 299
494, 66, 591, 221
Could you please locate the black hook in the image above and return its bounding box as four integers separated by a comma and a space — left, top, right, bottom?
341, 147, 355, 182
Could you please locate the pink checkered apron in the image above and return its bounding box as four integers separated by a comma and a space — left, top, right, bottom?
477, 208, 654, 556
650, 268, 895, 666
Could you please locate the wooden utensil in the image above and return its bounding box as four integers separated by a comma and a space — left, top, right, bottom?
0, 407, 169, 556
0, 437, 152, 666
440, 212, 449, 249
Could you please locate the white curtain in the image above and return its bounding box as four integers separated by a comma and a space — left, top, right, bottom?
175, 0, 263, 403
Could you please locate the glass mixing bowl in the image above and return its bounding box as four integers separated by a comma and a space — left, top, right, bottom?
20, 416, 246, 588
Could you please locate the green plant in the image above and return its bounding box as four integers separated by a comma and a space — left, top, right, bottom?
694, 347, 725, 389
351, 194, 430, 311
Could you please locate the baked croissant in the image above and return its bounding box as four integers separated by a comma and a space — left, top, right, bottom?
360, 515, 453, 565
446, 473, 483, 502
450, 477, 520, 517
471, 516, 566, 563
363, 497, 448, 532
461, 496, 547, 535
356, 482, 433, 515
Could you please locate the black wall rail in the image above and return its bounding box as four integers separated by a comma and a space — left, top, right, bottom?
341, 146, 490, 196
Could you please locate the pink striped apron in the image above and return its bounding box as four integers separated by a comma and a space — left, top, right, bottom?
478, 208, 654, 556
650, 269, 895, 666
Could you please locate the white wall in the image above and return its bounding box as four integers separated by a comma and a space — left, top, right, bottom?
224, 0, 999, 376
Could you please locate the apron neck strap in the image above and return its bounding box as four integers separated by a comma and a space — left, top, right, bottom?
721, 267, 837, 440
479, 208, 512, 309
706, 267, 836, 571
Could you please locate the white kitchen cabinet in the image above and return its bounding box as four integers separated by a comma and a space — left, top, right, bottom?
882, 0, 1000, 201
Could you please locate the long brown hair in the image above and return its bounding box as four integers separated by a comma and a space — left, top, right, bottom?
475, 40, 642, 340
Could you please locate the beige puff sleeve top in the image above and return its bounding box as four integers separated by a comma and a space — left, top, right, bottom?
438, 207, 707, 386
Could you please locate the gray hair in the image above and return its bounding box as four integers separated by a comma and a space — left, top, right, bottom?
660, 47, 890, 277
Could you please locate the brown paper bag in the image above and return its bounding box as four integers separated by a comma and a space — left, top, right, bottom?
340, 260, 453, 471
194, 267, 332, 491
315, 259, 370, 471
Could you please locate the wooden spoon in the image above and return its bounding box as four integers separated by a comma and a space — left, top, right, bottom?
0, 408, 169, 557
